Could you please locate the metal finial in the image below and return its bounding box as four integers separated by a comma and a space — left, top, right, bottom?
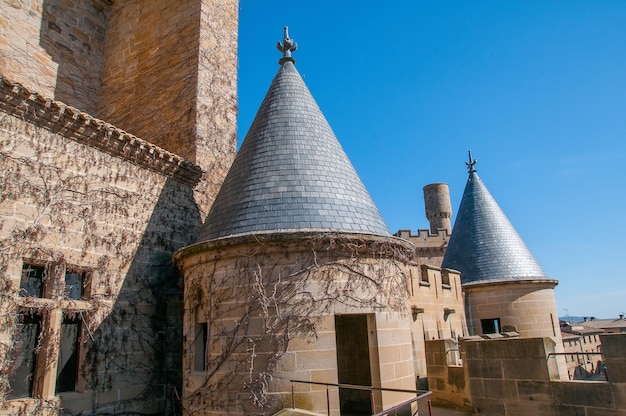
465, 150, 477, 173
277, 26, 297, 65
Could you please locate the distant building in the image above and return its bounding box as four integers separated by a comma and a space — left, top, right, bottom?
560, 321, 604, 380
578, 316, 626, 334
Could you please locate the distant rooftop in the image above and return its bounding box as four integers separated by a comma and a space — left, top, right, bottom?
442, 153, 550, 285
197, 28, 389, 242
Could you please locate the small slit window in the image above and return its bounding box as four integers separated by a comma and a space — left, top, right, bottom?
194, 322, 208, 372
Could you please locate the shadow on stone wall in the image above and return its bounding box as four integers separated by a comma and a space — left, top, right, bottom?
62, 177, 201, 415
39, 0, 110, 115
428, 335, 626, 416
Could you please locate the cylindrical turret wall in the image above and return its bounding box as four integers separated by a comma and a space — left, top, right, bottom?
175, 232, 417, 415
464, 280, 562, 341
423, 183, 452, 234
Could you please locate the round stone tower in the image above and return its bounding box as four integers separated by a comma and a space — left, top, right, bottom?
442, 153, 562, 342
174, 28, 418, 415
423, 183, 452, 234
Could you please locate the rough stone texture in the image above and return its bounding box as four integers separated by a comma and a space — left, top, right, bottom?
423, 183, 452, 234
409, 265, 466, 382
0, 0, 110, 115
0, 108, 202, 413
0, 3, 237, 410
98, 0, 238, 211
459, 335, 626, 415
175, 233, 417, 415
395, 228, 450, 268
464, 280, 562, 340
424, 339, 472, 412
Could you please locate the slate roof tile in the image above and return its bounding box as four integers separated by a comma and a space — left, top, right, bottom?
442, 169, 549, 285
197, 54, 389, 241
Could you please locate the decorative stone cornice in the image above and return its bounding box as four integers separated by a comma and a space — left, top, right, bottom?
0, 74, 203, 186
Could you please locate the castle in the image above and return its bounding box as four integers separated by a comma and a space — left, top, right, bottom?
1, 2, 625, 416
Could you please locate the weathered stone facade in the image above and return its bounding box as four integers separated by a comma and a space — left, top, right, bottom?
0, 78, 204, 414
174, 232, 420, 415
0, 0, 110, 115
463, 280, 561, 339
0, 0, 238, 414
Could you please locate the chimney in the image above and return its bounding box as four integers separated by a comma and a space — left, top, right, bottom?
423, 183, 452, 234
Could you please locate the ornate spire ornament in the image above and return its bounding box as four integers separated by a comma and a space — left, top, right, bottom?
277, 26, 297, 65
466, 150, 477, 173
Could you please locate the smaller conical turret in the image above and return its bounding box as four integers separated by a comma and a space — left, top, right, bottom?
442, 152, 548, 285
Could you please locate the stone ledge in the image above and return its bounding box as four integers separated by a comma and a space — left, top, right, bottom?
0, 74, 203, 187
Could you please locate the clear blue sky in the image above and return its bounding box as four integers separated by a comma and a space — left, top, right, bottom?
237, 1, 626, 319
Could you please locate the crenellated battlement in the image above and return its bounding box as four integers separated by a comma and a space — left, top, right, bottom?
395, 228, 450, 246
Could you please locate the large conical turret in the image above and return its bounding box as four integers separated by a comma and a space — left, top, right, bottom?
442, 153, 548, 285
197, 27, 389, 241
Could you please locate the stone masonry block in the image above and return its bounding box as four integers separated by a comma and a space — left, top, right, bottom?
467, 357, 503, 379
502, 357, 550, 381
482, 378, 517, 400
552, 381, 615, 408
517, 380, 552, 402
473, 397, 506, 415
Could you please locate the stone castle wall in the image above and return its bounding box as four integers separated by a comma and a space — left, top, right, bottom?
98, 0, 238, 188
0, 0, 110, 115
0, 0, 239, 217
0, 79, 201, 413
464, 280, 562, 340
408, 264, 466, 384
175, 233, 418, 415
461, 334, 626, 415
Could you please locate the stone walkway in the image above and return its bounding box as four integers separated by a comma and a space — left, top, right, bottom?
275, 406, 472, 416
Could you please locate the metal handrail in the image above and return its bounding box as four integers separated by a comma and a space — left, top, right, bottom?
371, 391, 432, 416
289, 379, 432, 416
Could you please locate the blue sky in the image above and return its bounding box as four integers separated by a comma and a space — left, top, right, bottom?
237, 1, 626, 319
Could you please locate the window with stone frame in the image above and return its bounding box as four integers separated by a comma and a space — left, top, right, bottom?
419, 264, 430, 286
7, 314, 41, 399
441, 269, 451, 288
481, 317, 501, 334
10, 260, 92, 399
56, 315, 81, 393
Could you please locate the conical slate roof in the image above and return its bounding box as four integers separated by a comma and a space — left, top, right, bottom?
197, 29, 389, 242
442, 156, 548, 285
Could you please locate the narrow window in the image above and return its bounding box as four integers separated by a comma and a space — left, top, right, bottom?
8, 314, 41, 399
194, 322, 208, 371
481, 318, 501, 334
20, 264, 45, 298
419, 264, 430, 285
64, 270, 85, 300
441, 270, 451, 287
56, 315, 80, 393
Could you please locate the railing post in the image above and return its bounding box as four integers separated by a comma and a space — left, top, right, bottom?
428, 397, 433, 416
327, 386, 330, 416
291, 382, 295, 409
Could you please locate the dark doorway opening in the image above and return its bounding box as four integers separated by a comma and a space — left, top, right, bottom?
335, 314, 372, 415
